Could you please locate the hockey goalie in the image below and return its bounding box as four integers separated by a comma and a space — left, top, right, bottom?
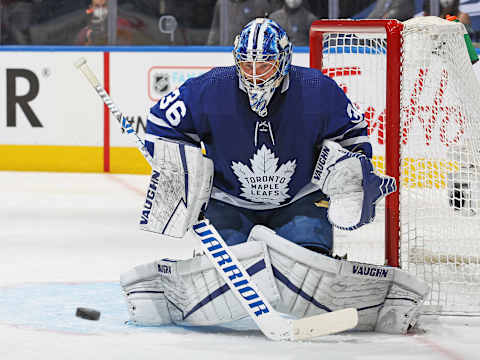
120, 18, 429, 336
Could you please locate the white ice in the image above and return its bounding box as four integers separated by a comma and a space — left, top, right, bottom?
1, 171, 479, 360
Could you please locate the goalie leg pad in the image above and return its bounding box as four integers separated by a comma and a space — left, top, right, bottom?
247, 226, 430, 334
122, 226, 429, 334
139, 138, 213, 238
248, 226, 390, 330
120, 241, 281, 326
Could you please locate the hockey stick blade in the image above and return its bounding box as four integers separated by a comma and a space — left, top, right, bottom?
193, 220, 358, 341
291, 308, 358, 340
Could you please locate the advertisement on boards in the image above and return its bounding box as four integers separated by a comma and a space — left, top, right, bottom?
0, 52, 104, 171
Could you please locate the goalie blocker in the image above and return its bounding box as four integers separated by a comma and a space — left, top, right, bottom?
139, 138, 213, 237
121, 225, 429, 334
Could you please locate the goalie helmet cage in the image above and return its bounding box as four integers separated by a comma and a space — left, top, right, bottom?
310, 17, 480, 315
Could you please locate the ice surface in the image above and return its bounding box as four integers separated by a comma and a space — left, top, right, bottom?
1, 171, 479, 360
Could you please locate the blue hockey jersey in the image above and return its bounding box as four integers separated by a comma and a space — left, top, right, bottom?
145, 65, 371, 210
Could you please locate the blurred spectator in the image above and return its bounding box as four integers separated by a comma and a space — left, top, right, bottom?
424, 0, 471, 25
207, 0, 277, 45
424, 0, 474, 39
76, 0, 157, 45
2, 0, 34, 44
76, 0, 109, 45
366, 0, 415, 21
269, 0, 317, 46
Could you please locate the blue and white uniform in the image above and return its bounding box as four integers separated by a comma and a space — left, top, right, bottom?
120, 20, 417, 334
145, 65, 370, 253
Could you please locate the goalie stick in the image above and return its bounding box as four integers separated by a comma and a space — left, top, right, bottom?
74, 57, 153, 164
74, 57, 359, 341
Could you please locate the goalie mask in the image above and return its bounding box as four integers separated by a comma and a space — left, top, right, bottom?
233, 18, 292, 117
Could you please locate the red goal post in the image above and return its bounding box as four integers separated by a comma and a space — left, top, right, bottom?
309, 19, 404, 268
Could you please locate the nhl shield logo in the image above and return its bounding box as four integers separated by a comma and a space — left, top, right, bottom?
153, 73, 170, 95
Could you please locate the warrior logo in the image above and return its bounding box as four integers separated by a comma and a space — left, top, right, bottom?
231, 145, 296, 205
153, 72, 170, 95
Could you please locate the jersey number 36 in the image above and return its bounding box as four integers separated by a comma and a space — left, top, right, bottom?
159, 89, 187, 126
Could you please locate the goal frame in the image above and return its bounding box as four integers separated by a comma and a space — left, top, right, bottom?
309, 19, 404, 267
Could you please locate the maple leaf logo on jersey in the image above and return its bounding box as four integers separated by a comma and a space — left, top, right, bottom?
231, 145, 297, 205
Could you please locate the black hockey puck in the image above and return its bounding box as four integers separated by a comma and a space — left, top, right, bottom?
75, 307, 101, 321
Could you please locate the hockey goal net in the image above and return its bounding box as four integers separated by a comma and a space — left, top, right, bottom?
310, 17, 480, 315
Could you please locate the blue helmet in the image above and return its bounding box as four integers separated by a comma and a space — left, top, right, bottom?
233, 18, 292, 117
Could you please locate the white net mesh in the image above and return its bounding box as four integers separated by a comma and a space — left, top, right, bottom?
314, 17, 480, 314
320, 30, 389, 265
400, 16, 480, 314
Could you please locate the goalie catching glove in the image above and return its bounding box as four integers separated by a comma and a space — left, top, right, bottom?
312, 140, 396, 230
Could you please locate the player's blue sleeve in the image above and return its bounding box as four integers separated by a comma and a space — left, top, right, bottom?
322, 80, 372, 158
145, 78, 206, 157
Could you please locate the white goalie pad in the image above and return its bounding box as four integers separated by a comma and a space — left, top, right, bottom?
120, 240, 279, 326
139, 138, 213, 238
249, 227, 429, 334
121, 226, 429, 334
